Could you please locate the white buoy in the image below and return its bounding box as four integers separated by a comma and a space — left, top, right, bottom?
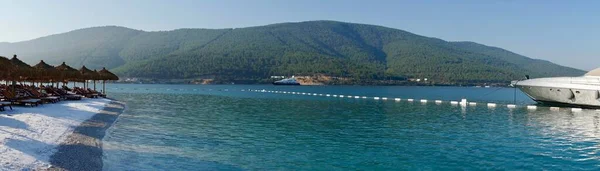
487, 103, 497, 108
313, 93, 318, 96
339, 95, 345, 98
355, 96, 360, 99
319, 94, 323, 96
362, 96, 367, 99
374, 97, 380, 100
382, 97, 388, 100
420, 99, 428, 103
292, 92, 296, 94
460, 99, 468, 106
469, 102, 477, 106
527, 105, 537, 110
550, 107, 560, 111
572, 108, 583, 112
507, 104, 516, 108
450, 101, 459, 105
407, 99, 414, 102
347, 96, 353, 98
302, 93, 306, 95
326, 94, 331, 97
333, 95, 338, 97
394, 98, 401, 101
435, 100, 442, 104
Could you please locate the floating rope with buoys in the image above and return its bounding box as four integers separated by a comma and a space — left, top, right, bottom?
246, 89, 600, 112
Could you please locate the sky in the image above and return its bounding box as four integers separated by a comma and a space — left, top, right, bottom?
0, 0, 598, 70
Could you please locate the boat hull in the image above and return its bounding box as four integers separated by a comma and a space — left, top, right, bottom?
516, 80, 600, 108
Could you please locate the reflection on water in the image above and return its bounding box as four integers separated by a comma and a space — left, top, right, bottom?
103, 84, 600, 170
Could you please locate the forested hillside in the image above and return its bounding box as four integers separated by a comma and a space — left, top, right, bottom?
0, 21, 585, 84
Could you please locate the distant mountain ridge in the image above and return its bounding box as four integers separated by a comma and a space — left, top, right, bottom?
0, 20, 585, 84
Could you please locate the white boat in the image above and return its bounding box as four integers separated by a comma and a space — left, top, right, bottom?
514, 68, 600, 108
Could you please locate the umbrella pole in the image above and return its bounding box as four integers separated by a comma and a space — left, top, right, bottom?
103, 80, 106, 95
94, 80, 96, 91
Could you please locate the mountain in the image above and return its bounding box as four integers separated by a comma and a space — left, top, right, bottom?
0, 21, 585, 84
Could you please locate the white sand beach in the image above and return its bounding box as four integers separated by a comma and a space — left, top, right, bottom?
0, 98, 113, 170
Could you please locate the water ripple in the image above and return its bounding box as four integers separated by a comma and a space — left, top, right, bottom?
102, 85, 600, 170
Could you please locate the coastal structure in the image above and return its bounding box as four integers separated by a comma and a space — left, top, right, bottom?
272, 77, 301, 85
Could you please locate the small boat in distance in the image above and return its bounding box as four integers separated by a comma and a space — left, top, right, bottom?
273, 77, 301, 85
514, 68, 600, 108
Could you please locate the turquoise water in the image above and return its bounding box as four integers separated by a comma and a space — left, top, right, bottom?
102, 84, 600, 170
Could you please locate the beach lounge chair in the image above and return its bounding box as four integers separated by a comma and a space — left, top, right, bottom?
74, 87, 98, 98
0, 101, 12, 111
2, 88, 42, 107
19, 99, 41, 107
27, 88, 60, 103
87, 88, 106, 98
46, 87, 82, 100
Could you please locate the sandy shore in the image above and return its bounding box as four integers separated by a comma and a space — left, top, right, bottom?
49, 100, 125, 171
0, 98, 125, 170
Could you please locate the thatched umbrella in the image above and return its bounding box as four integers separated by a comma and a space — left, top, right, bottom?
0, 56, 16, 82
55, 62, 81, 88
9, 55, 35, 82
97, 67, 119, 94
79, 66, 95, 89
33, 60, 59, 84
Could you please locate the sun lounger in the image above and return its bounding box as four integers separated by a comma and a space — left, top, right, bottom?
26, 88, 60, 103
65, 93, 83, 100
73, 88, 98, 98
0, 101, 12, 111
40, 96, 60, 103
19, 99, 41, 107
45, 87, 82, 100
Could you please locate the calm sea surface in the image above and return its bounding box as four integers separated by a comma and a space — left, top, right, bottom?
102, 84, 600, 170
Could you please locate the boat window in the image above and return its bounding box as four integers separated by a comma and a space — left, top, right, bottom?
576, 91, 580, 94
557, 89, 561, 92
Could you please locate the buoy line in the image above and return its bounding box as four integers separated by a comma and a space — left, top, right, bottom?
247, 89, 596, 111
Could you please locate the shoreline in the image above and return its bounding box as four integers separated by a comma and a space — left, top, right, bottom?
48, 100, 126, 171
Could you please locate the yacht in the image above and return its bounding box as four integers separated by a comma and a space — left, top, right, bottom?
514, 68, 600, 108
273, 78, 301, 85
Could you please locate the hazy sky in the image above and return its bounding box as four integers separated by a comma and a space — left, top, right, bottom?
1, 0, 598, 70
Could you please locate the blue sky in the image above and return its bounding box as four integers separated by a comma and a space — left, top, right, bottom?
1, 0, 598, 70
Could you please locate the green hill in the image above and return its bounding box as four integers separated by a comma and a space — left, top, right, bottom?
0, 21, 585, 84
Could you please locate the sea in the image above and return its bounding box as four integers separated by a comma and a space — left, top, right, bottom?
101, 84, 600, 170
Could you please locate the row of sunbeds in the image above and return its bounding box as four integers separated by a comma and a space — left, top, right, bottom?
0, 85, 106, 111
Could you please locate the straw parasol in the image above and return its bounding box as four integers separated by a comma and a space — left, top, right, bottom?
9, 55, 35, 82
55, 62, 81, 87
97, 67, 119, 94
32, 60, 59, 83
98, 67, 119, 80
79, 65, 96, 89
0, 56, 16, 81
